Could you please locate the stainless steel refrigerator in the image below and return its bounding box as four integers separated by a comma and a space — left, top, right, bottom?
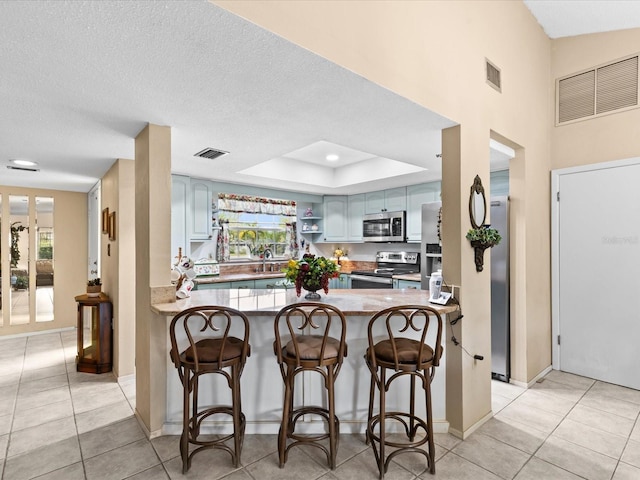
490, 196, 510, 382
421, 202, 442, 290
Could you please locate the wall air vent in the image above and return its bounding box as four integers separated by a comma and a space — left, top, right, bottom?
194, 147, 229, 160
557, 55, 639, 125
486, 59, 501, 92
7, 165, 39, 172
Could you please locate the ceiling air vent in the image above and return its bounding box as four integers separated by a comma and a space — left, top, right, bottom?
194, 147, 229, 160
486, 59, 501, 92
557, 54, 639, 125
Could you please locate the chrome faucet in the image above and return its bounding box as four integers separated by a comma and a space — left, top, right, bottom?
262, 248, 273, 272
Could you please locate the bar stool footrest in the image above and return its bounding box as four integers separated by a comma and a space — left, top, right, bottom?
366, 412, 433, 477
186, 406, 246, 468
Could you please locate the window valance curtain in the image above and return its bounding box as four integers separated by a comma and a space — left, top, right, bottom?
218, 194, 297, 216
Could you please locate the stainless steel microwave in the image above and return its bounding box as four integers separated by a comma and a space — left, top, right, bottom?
363, 211, 406, 242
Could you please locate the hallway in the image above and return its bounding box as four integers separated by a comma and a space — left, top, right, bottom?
0, 331, 639, 479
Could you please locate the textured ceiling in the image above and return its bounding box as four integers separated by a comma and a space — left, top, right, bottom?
0, 0, 454, 194
2, 1, 636, 194
523, 0, 640, 39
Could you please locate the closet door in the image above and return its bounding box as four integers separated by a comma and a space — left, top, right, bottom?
556, 162, 640, 389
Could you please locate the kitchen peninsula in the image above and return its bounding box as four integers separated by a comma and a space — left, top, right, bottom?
150, 288, 458, 437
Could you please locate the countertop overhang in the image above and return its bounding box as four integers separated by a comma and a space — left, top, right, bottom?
152, 288, 457, 317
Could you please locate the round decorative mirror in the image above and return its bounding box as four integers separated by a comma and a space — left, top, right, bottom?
469, 175, 486, 229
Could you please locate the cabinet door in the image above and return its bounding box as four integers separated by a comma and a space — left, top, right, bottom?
347, 194, 364, 241
190, 179, 212, 239
232, 280, 255, 289
406, 184, 430, 242
398, 280, 420, 289
196, 282, 231, 290
385, 187, 407, 212
365, 190, 386, 213
365, 188, 407, 213
323, 196, 348, 242
172, 175, 189, 257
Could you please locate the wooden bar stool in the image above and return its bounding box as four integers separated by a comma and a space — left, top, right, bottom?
273, 302, 347, 469
169, 306, 251, 473
364, 305, 443, 478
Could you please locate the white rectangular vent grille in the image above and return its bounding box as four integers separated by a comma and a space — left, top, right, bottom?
194, 148, 229, 160
558, 71, 595, 122
486, 59, 501, 92
557, 55, 639, 124
596, 56, 638, 114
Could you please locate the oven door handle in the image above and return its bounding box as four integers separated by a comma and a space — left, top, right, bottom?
350, 274, 393, 285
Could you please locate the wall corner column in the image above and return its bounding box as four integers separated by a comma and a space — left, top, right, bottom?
135, 123, 173, 436
442, 125, 493, 438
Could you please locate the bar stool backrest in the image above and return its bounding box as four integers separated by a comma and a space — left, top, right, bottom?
169, 305, 251, 372
274, 302, 347, 367
367, 305, 443, 372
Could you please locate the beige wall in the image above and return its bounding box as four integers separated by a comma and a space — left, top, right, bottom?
101, 159, 136, 378
0, 186, 87, 335
215, 0, 552, 436
551, 29, 640, 170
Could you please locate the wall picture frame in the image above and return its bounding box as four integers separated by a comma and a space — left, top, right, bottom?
102, 208, 109, 233
108, 211, 116, 241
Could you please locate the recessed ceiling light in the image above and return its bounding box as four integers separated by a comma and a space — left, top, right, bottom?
10, 159, 38, 167
326, 154, 339, 162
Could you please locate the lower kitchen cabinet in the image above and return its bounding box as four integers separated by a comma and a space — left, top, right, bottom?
195, 281, 231, 290
330, 273, 351, 289
254, 278, 288, 288
393, 279, 421, 289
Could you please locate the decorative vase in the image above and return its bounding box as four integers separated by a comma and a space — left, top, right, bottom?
302, 276, 323, 300
87, 285, 101, 297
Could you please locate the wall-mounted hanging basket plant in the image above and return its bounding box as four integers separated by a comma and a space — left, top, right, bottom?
466, 226, 501, 272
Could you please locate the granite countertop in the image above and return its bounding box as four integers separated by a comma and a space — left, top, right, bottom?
152, 288, 458, 317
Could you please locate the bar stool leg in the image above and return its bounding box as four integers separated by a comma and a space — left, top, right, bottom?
425, 369, 435, 474
278, 366, 294, 468
409, 374, 416, 442
231, 365, 242, 468
181, 369, 191, 474
377, 367, 386, 479
327, 366, 337, 469
366, 367, 375, 446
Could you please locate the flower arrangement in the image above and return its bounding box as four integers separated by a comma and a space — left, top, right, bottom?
465, 226, 502, 247
284, 254, 339, 297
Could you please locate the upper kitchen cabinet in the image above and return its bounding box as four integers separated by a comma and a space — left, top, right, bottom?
171, 175, 189, 257
190, 178, 214, 240
347, 194, 365, 241
365, 187, 407, 214
323, 196, 348, 242
406, 183, 440, 242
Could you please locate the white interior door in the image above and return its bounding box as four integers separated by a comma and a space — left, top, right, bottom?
88, 182, 101, 279
554, 160, 640, 389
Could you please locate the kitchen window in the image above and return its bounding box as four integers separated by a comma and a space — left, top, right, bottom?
217, 194, 297, 261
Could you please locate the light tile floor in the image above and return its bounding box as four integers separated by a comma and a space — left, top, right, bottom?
1, 330, 640, 479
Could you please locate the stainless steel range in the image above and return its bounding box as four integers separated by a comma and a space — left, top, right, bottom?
350, 251, 420, 289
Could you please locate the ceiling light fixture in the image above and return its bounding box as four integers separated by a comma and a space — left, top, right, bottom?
325, 154, 339, 162
10, 159, 38, 167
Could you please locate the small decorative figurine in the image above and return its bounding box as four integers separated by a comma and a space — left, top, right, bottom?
304, 207, 313, 217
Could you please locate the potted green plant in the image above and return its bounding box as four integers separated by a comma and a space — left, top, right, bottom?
87, 277, 102, 297
466, 226, 502, 272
